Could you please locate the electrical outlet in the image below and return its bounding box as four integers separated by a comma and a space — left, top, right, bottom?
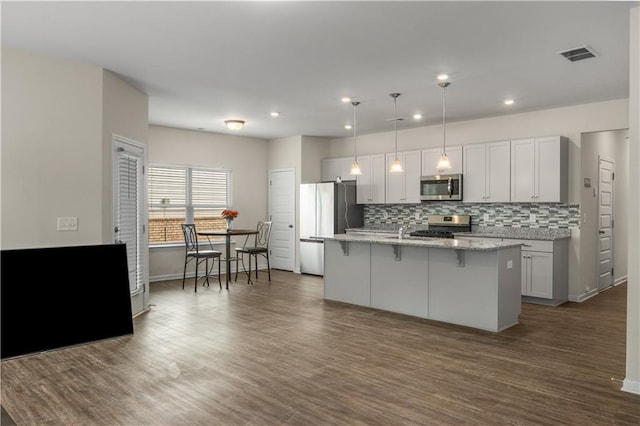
483, 213, 489, 221
415, 212, 421, 220
57, 216, 78, 231
507, 260, 513, 269
529, 214, 536, 223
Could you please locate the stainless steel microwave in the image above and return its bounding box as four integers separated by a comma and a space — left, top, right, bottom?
420, 174, 463, 201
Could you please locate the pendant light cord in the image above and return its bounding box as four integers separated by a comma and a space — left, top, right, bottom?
352, 101, 359, 162
441, 85, 447, 156
394, 96, 398, 158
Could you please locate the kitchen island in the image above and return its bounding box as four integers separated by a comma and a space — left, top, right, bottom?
324, 234, 523, 332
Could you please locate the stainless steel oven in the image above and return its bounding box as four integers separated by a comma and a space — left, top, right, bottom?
420, 174, 463, 201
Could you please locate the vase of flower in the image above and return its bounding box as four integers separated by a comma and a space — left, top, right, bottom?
221, 209, 239, 231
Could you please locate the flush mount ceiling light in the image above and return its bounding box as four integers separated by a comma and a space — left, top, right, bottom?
349, 101, 362, 176
413, 113, 423, 120
270, 111, 280, 117
224, 120, 244, 130
341, 97, 352, 103
437, 82, 452, 170
389, 93, 403, 173
437, 73, 449, 81
344, 124, 352, 130
504, 99, 515, 105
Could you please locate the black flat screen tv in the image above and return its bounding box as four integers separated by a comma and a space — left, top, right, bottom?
1, 244, 134, 359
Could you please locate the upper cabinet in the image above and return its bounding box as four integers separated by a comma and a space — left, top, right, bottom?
511, 136, 568, 203
385, 150, 421, 204
356, 154, 386, 204
421, 146, 463, 176
463, 141, 510, 203
321, 157, 355, 182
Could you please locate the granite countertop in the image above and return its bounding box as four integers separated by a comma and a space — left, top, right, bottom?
326, 233, 524, 251
455, 227, 571, 241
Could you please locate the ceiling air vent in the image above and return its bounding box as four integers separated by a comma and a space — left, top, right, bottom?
558, 45, 597, 62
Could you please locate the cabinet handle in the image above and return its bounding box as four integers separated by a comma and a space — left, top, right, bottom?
530, 195, 535, 199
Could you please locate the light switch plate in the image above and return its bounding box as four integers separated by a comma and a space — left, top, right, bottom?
507, 260, 513, 269
57, 216, 78, 231
415, 212, 421, 220
483, 213, 489, 221
529, 214, 536, 223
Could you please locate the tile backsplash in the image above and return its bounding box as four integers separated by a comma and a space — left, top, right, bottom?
364, 202, 580, 229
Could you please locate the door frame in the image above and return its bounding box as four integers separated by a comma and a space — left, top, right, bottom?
596, 154, 615, 292
112, 134, 149, 316
268, 168, 296, 272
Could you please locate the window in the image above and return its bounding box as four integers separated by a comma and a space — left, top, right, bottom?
148, 164, 232, 244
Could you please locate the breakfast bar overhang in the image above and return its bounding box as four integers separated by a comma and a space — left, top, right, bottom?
324, 234, 524, 332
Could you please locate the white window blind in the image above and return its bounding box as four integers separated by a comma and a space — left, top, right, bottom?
148, 164, 232, 244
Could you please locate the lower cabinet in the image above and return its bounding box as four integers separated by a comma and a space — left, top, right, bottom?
506, 238, 568, 305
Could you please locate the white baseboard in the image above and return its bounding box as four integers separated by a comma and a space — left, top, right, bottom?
294, 268, 301, 274
568, 288, 598, 302
622, 378, 640, 395
614, 275, 628, 286
150, 264, 267, 283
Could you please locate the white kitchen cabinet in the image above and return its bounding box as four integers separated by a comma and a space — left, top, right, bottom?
507, 238, 568, 305
510, 136, 568, 202
462, 141, 510, 203
321, 157, 355, 182
421, 146, 463, 176
356, 154, 386, 204
385, 150, 421, 204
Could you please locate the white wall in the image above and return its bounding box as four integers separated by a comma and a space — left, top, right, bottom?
148, 125, 269, 281
624, 6, 639, 395
301, 136, 330, 183
2, 48, 104, 249
580, 129, 629, 294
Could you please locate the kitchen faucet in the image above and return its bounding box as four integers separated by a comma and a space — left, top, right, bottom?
398, 224, 412, 239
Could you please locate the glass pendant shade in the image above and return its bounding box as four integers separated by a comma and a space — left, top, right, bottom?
350, 161, 362, 176
437, 154, 452, 170
224, 120, 244, 130
390, 158, 403, 172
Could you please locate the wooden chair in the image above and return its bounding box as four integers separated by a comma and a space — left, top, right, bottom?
235, 221, 272, 284
181, 224, 222, 292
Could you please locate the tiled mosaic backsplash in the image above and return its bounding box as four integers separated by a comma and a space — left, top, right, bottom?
364, 202, 580, 229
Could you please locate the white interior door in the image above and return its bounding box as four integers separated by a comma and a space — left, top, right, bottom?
113, 136, 148, 316
268, 168, 295, 271
597, 155, 614, 291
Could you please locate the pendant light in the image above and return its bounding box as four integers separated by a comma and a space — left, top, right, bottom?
349, 101, 362, 176
437, 81, 452, 170
389, 93, 403, 173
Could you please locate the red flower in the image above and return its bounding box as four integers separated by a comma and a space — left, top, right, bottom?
221, 209, 239, 219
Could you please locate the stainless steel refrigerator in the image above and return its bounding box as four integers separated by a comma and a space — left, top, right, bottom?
300, 181, 364, 276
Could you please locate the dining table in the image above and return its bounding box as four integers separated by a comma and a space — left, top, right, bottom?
197, 228, 258, 289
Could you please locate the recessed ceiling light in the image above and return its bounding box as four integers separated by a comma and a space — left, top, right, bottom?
437, 74, 449, 81
270, 111, 280, 117
413, 113, 423, 120
504, 99, 515, 105
344, 124, 352, 130
341, 97, 351, 103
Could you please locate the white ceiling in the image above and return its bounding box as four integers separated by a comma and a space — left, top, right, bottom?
2, 1, 637, 140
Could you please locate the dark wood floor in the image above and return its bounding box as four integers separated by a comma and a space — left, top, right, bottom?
1, 271, 638, 425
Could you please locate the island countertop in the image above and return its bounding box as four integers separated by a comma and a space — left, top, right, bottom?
326, 233, 523, 251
